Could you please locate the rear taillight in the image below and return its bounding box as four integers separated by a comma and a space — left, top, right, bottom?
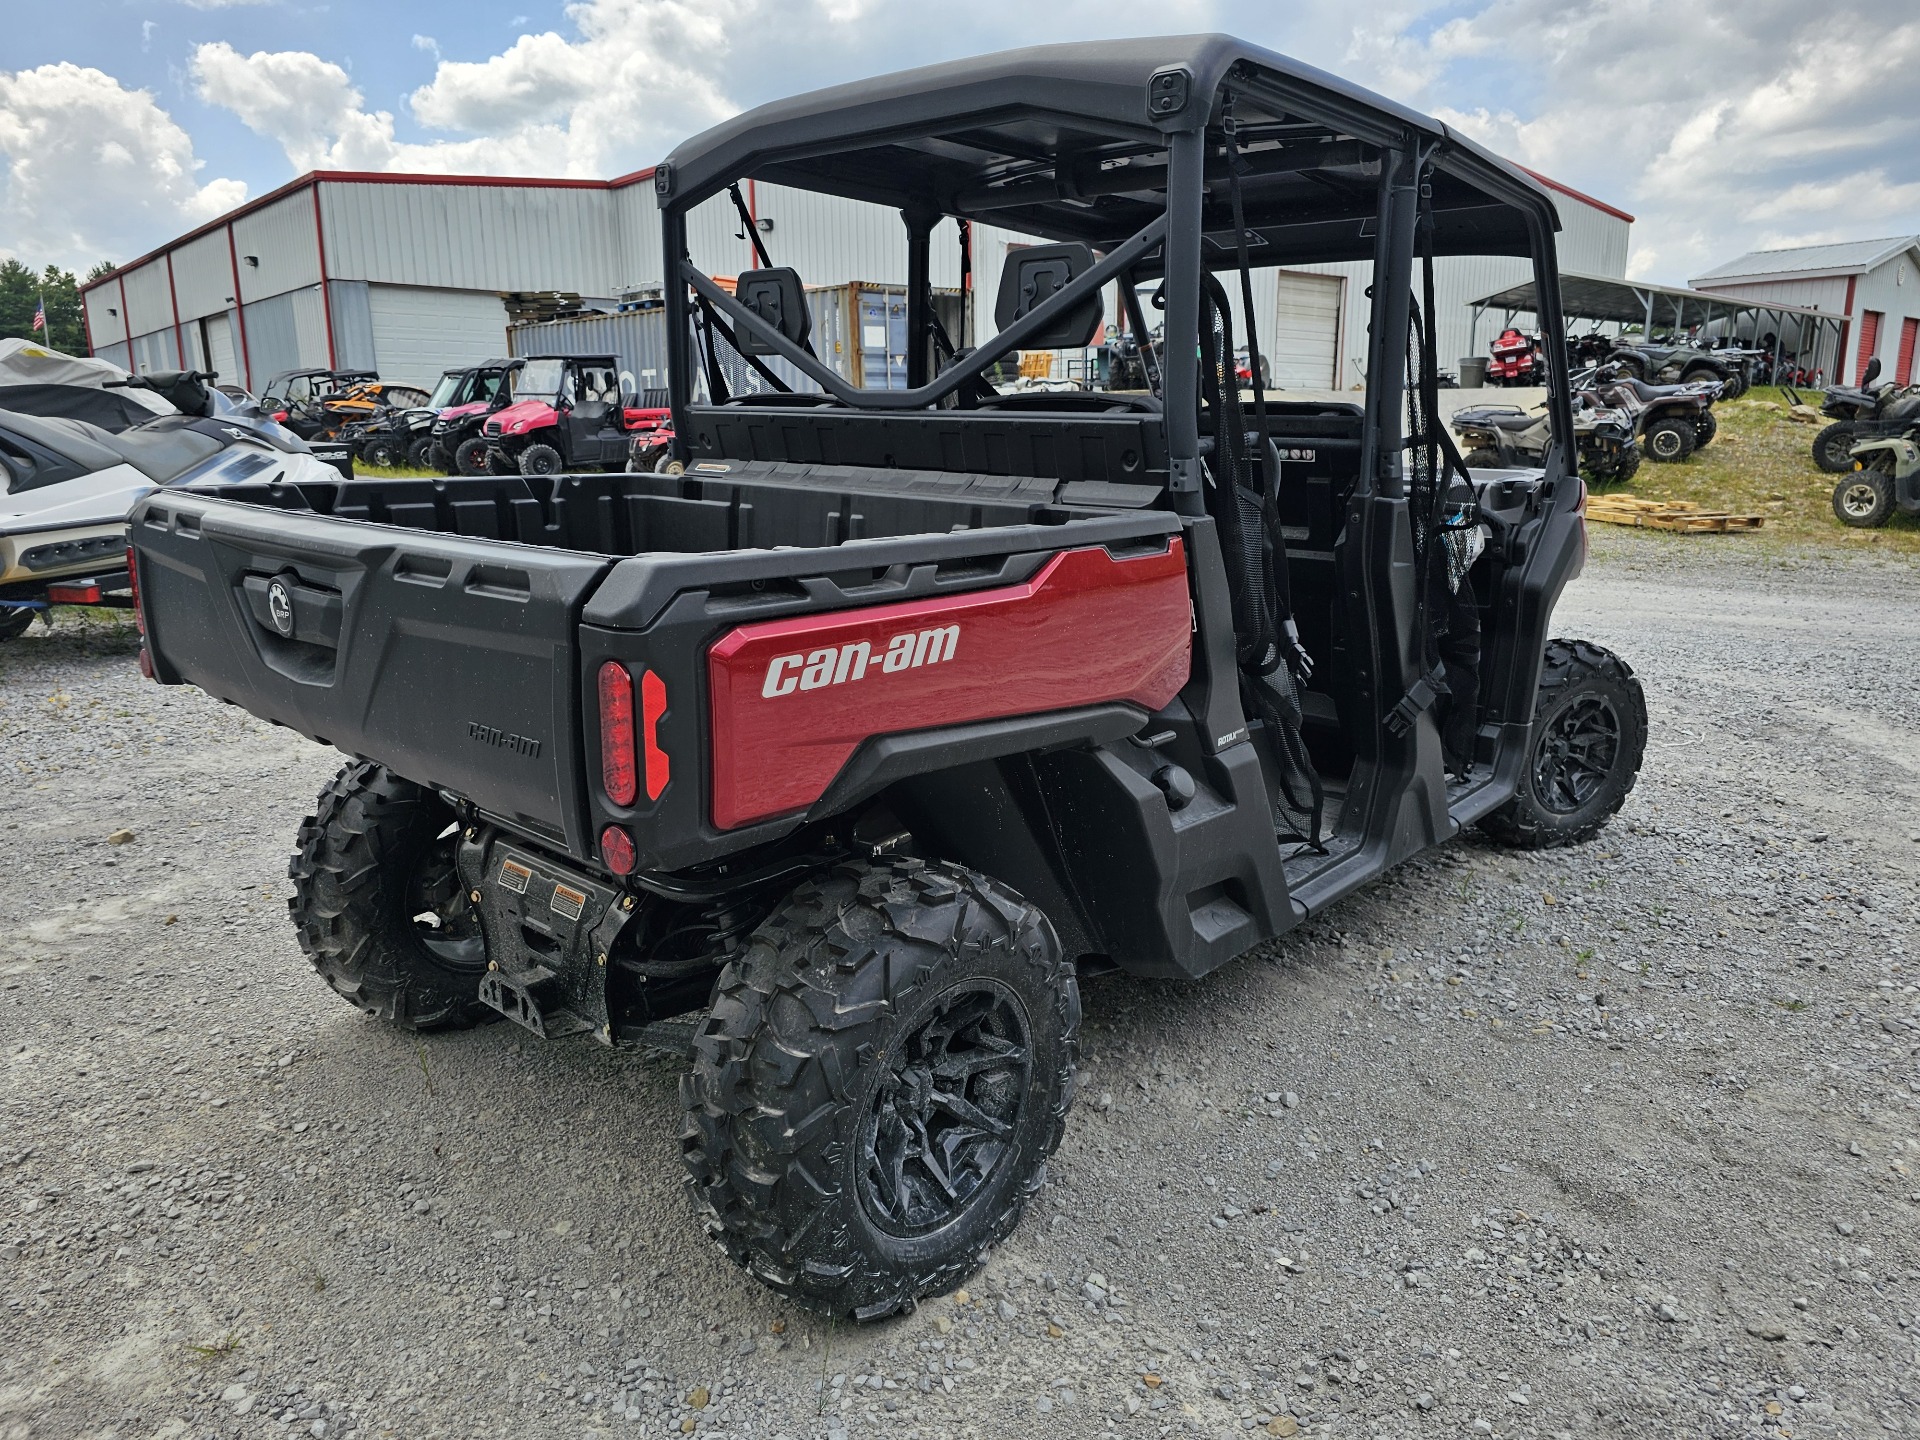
599, 661, 637, 805
47, 583, 103, 604
600, 824, 636, 875
641, 670, 670, 801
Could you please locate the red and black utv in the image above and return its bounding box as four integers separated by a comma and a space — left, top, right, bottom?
480, 354, 648, 476
128, 36, 1645, 1322
420, 358, 521, 474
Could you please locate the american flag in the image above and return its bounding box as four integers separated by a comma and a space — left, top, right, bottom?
31, 299, 45, 332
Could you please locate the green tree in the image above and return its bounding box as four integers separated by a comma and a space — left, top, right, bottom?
0, 257, 108, 355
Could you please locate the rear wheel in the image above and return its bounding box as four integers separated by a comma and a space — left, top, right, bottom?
406, 436, 436, 470
1813, 421, 1860, 474
518, 442, 564, 476
1643, 416, 1694, 462
1481, 639, 1647, 850
288, 761, 494, 1030
1832, 468, 1895, 527
453, 437, 492, 475
681, 858, 1078, 1320
1462, 447, 1505, 470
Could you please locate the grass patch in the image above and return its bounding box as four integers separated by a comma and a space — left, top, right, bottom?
350, 463, 442, 480
1589, 385, 1920, 555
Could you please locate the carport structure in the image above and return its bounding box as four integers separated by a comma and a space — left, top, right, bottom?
1469, 270, 1848, 381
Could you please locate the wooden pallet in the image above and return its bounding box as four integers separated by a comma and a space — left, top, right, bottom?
1585, 496, 1765, 533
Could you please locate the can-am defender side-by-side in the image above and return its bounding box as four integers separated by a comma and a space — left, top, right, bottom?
127, 36, 1646, 1320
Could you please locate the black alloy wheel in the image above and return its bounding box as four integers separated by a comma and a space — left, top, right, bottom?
856, 984, 1033, 1237
1530, 692, 1621, 815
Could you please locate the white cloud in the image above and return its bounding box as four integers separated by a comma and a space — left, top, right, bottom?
0, 61, 245, 272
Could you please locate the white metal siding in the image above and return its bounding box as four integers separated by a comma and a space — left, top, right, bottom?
1849, 251, 1920, 381
121, 261, 174, 344
367, 285, 510, 385
321, 182, 625, 298
84, 288, 125, 348
1268, 271, 1343, 387
291, 286, 331, 368
231, 191, 321, 306
171, 229, 239, 323
1691, 275, 1852, 313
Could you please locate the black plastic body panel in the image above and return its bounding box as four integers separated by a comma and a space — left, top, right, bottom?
132, 492, 611, 857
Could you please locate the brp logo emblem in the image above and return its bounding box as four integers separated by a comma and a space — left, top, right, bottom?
266, 577, 295, 638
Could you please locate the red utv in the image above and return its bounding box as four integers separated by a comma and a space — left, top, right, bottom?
481, 355, 651, 476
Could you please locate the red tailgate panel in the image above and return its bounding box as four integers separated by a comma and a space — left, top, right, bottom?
707, 540, 1191, 829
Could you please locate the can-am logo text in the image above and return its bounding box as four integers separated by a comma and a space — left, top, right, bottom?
762, 625, 959, 698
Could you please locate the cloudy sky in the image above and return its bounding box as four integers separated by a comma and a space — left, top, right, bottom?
3, 0, 1917, 285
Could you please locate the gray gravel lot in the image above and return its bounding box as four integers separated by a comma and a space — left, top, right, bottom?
3, 530, 1918, 1440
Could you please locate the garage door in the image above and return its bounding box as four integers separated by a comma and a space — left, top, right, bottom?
1269, 271, 1343, 388
202, 313, 236, 390
368, 286, 509, 388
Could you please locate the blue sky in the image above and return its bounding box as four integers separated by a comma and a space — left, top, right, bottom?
3, 0, 1917, 285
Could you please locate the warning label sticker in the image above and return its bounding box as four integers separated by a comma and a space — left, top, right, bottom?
550, 883, 587, 923
499, 859, 533, 895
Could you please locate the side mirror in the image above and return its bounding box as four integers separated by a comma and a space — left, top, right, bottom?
1863, 355, 1883, 387
734, 267, 811, 356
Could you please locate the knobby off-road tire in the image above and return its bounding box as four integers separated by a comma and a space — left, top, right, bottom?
681, 858, 1079, 1320
1691, 409, 1718, 448
1833, 468, 1895, 527
406, 436, 436, 470
485, 445, 519, 477
288, 761, 494, 1030
1480, 639, 1647, 850
453, 437, 492, 475
1643, 416, 1694, 462
518, 442, 564, 476
1813, 421, 1860, 474
0, 607, 37, 642
1462, 447, 1505, 471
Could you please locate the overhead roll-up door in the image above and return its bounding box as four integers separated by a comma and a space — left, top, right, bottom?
368, 285, 509, 386
1268, 271, 1343, 388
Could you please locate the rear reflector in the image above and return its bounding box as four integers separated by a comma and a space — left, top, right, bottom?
640, 670, 670, 801
598, 661, 638, 806
126, 544, 144, 634
46, 583, 102, 605
600, 824, 636, 876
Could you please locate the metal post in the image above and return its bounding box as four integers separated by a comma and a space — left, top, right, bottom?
662, 202, 693, 452
1359, 143, 1422, 500
1161, 126, 1206, 514
902, 208, 934, 389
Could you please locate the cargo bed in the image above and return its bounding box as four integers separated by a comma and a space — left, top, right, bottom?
131, 464, 1183, 865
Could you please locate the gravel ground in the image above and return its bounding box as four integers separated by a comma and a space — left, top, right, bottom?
3, 530, 1918, 1440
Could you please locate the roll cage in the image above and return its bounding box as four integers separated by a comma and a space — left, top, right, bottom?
656, 33, 1577, 504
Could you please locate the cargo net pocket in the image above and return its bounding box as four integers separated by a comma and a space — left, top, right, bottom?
1199, 283, 1321, 845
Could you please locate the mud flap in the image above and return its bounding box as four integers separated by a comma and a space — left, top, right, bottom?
455, 834, 632, 1044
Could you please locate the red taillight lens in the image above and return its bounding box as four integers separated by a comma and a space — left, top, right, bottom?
272, 410, 288, 422
641, 670, 670, 801
600, 824, 636, 875
599, 661, 637, 806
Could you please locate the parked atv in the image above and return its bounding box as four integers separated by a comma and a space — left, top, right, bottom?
1452, 397, 1640, 483
1801, 357, 1920, 473
1833, 424, 1920, 528
1578, 363, 1719, 463
1609, 341, 1744, 399
1487, 326, 1545, 386
482, 355, 639, 476
346, 406, 437, 470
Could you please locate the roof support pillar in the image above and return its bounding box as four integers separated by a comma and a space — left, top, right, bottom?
1160, 125, 1206, 514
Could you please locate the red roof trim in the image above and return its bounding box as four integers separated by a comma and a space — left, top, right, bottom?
1520, 167, 1634, 225
81, 164, 659, 296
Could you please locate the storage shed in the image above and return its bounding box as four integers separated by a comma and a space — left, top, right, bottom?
1692, 237, 1920, 385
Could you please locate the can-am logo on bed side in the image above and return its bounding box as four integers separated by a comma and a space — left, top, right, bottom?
762, 625, 959, 698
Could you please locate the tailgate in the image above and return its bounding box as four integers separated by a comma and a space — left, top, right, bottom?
132, 492, 611, 857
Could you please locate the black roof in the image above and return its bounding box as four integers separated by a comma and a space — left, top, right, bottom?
662, 35, 1556, 261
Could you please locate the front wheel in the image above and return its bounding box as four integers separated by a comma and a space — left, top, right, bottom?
1462, 446, 1505, 470
1833, 469, 1895, 527
518, 442, 564, 476
681, 859, 1079, 1320
0, 607, 37, 642
288, 761, 494, 1029
1691, 409, 1717, 448
406, 436, 436, 470
1813, 421, 1860, 474
1643, 416, 1694, 462
358, 435, 402, 469
1480, 639, 1647, 850
453, 437, 492, 475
